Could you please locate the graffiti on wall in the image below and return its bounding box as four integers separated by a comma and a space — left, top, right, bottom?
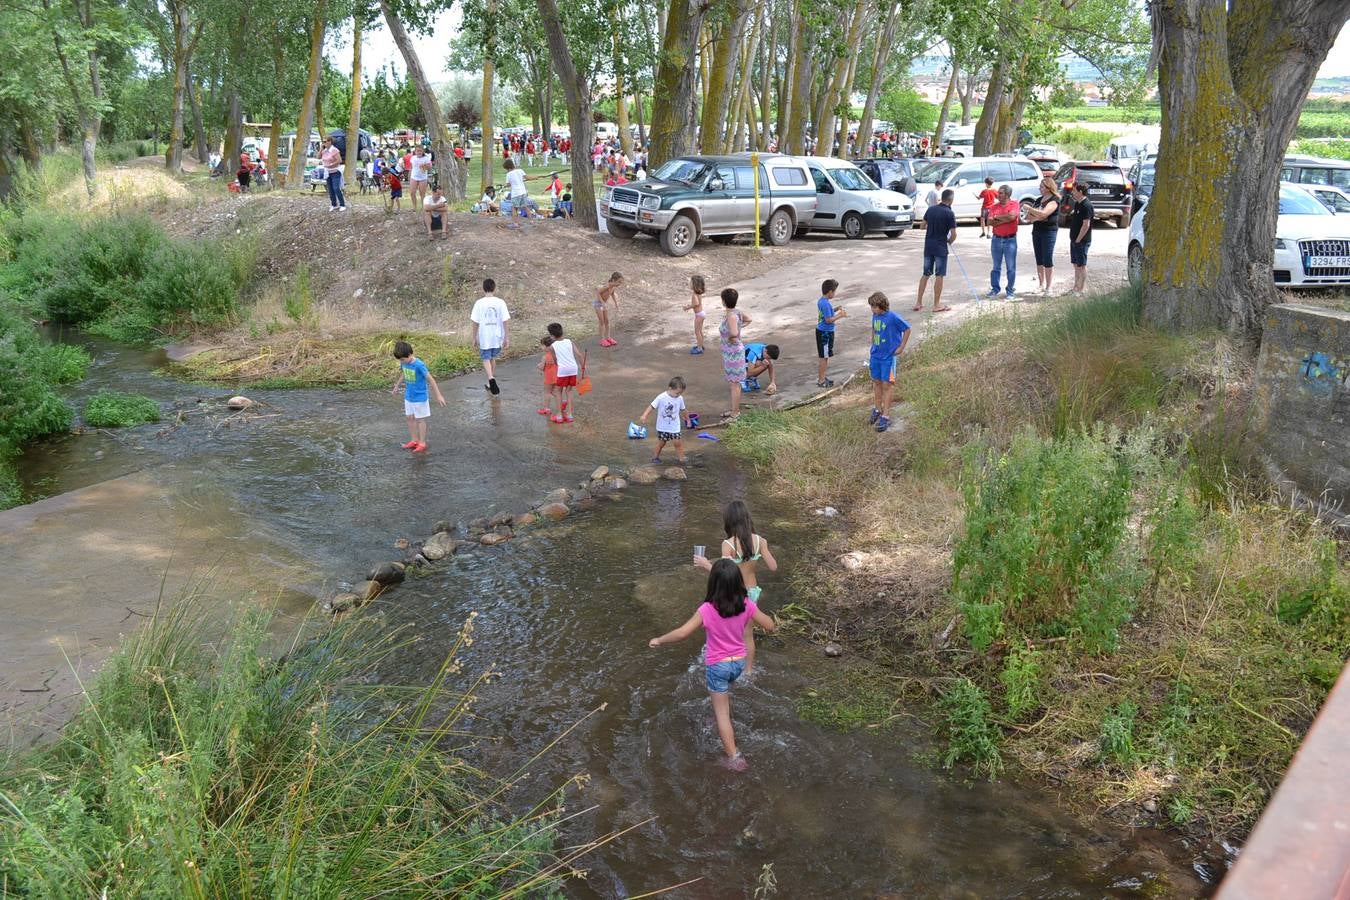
1299, 351, 1349, 395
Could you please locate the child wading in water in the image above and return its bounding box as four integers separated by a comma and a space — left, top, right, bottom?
536, 335, 556, 416
595, 272, 623, 347
695, 500, 778, 676
544, 322, 580, 422
684, 274, 707, 355
649, 558, 777, 771
390, 340, 446, 453
637, 376, 688, 464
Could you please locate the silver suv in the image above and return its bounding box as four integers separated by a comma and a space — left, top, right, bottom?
910, 156, 1043, 221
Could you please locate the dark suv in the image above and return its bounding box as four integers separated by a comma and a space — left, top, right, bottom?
1053, 161, 1133, 228
850, 158, 921, 196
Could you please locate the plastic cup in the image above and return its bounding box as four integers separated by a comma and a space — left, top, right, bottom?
694, 545, 706, 558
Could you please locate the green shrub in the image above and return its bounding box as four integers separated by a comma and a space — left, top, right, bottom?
0, 300, 76, 446
283, 263, 315, 325
952, 428, 1134, 652
1000, 645, 1044, 720
0, 452, 20, 510
940, 678, 1003, 779
1099, 699, 1139, 765
0, 599, 572, 896
35, 342, 92, 385
83, 391, 160, 427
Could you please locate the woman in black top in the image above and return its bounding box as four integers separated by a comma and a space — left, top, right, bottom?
1024, 176, 1061, 294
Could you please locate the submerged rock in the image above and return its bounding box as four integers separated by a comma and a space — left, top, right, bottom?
514, 512, 538, 527
480, 531, 511, 546
543, 487, 573, 505
572, 487, 594, 503
627, 466, 661, 485
326, 592, 363, 614
489, 511, 514, 527
662, 467, 687, 481
393, 538, 410, 550
366, 561, 406, 586
357, 580, 385, 602
537, 501, 570, 520
589, 465, 610, 481
468, 516, 490, 532
607, 476, 628, 491
432, 520, 455, 535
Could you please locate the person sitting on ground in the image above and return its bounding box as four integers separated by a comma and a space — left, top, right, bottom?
475, 185, 499, 215
423, 185, 449, 240
742, 343, 779, 394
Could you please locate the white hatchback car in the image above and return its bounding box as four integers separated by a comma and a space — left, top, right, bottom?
1129, 184, 1350, 288
802, 157, 913, 239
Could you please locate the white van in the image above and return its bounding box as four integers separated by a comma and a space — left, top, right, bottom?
1107, 128, 1160, 165
594, 122, 620, 141
910, 156, 1043, 221
803, 157, 913, 239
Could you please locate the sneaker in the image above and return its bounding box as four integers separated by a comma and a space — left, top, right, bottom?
868, 407, 881, 425
412, 442, 428, 453
690, 346, 704, 355
330, 206, 338, 212
401, 440, 419, 449
339, 206, 346, 211
651, 456, 663, 464
986, 288, 1001, 298
536, 407, 551, 416
875, 416, 891, 433
1005, 290, 1017, 300
563, 414, 574, 423
817, 378, 835, 388
550, 415, 565, 424
488, 378, 500, 395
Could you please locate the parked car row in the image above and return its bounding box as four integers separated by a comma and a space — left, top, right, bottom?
600, 154, 913, 256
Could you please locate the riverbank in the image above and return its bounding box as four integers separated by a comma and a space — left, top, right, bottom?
722, 289, 1349, 849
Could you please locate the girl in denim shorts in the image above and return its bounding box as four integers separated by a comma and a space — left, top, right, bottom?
649, 559, 777, 771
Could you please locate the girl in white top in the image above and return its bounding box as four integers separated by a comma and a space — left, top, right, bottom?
545, 322, 580, 423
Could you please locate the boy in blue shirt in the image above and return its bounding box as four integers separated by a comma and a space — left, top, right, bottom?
815, 278, 848, 387
390, 340, 446, 453
742, 342, 779, 393
867, 292, 910, 432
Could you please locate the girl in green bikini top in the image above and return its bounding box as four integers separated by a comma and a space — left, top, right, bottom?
695, 500, 778, 602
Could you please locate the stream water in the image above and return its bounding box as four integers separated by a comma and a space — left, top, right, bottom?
9, 334, 1215, 897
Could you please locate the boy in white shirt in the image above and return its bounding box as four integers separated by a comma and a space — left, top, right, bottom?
637, 376, 688, 464
544, 322, 579, 423
469, 278, 511, 395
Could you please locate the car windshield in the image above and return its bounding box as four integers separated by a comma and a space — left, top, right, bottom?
915, 160, 961, 184
825, 167, 878, 191
652, 159, 711, 186
1279, 187, 1331, 215
1138, 163, 1155, 190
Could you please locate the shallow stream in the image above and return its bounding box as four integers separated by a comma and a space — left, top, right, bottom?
9, 334, 1214, 897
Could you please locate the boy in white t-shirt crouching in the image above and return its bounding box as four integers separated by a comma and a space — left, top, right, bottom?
469, 278, 511, 395
638, 376, 689, 464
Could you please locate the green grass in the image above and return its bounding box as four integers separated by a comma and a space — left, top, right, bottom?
82, 391, 161, 428
0, 596, 579, 896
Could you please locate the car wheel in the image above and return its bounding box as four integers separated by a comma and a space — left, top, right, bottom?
842, 211, 865, 239
1127, 241, 1144, 286
660, 214, 699, 257
710, 234, 736, 244
1019, 200, 1034, 224
606, 220, 638, 240
883, 229, 902, 239
764, 208, 793, 246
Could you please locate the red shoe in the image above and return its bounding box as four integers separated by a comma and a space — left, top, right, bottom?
550, 415, 565, 424
412, 442, 428, 453
401, 440, 418, 449
563, 414, 574, 423
537, 407, 551, 416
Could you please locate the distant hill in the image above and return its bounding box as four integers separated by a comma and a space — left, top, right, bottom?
909, 54, 1105, 82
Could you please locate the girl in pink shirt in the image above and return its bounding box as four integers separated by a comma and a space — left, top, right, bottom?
649, 559, 777, 771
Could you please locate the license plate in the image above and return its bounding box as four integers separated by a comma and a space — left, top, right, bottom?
610, 201, 637, 214
1309, 255, 1350, 267
1088, 188, 1110, 195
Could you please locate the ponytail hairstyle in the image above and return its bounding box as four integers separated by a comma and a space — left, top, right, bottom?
723, 500, 755, 564
706, 558, 748, 618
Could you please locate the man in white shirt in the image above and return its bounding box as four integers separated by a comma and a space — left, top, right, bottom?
409, 146, 432, 207
469, 278, 511, 395
423, 186, 448, 240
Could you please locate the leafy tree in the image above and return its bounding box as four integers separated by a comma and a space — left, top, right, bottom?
878, 84, 937, 134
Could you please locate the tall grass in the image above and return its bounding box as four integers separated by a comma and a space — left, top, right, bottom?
0, 596, 586, 896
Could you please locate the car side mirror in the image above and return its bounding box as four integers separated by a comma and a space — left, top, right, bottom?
818, 182, 834, 194
708, 177, 724, 192
956, 178, 968, 186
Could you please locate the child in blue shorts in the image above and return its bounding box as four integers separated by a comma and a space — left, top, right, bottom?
867, 291, 910, 433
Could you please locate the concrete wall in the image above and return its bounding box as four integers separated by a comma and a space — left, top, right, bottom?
1253, 304, 1350, 521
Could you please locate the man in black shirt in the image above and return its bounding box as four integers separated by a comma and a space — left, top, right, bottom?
1068, 183, 1094, 295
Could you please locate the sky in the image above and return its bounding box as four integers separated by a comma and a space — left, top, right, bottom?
329, 17, 1350, 83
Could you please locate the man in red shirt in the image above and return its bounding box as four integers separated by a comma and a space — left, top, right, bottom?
987, 184, 1021, 299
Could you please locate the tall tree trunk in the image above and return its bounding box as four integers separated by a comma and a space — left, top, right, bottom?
634, 82, 647, 148
777, 0, 797, 141
1142, 0, 1349, 337
649, 0, 711, 166
534, 0, 596, 227
613, 11, 634, 158
818, 0, 865, 157
725, 3, 762, 153
262, 28, 281, 179
959, 69, 976, 125
380, 0, 465, 200
189, 69, 209, 163
782, 10, 812, 154
759, 9, 773, 148
833, 44, 860, 158
543, 77, 552, 136
164, 3, 200, 172
853, 0, 900, 159
47, 0, 104, 197
699, 0, 751, 154
973, 61, 1004, 156
345, 15, 364, 183
288, 2, 326, 190
480, 0, 497, 193
933, 61, 958, 154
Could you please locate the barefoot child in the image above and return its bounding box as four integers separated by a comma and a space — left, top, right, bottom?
649, 558, 777, 771
545, 322, 580, 422
684, 274, 707, 355
595, 271, 623, 347
637, 376, 689, 464
867, 291, 911, 433
390, 340, 446, 453
695, 500, 777, 676
536, 335, 555, 416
